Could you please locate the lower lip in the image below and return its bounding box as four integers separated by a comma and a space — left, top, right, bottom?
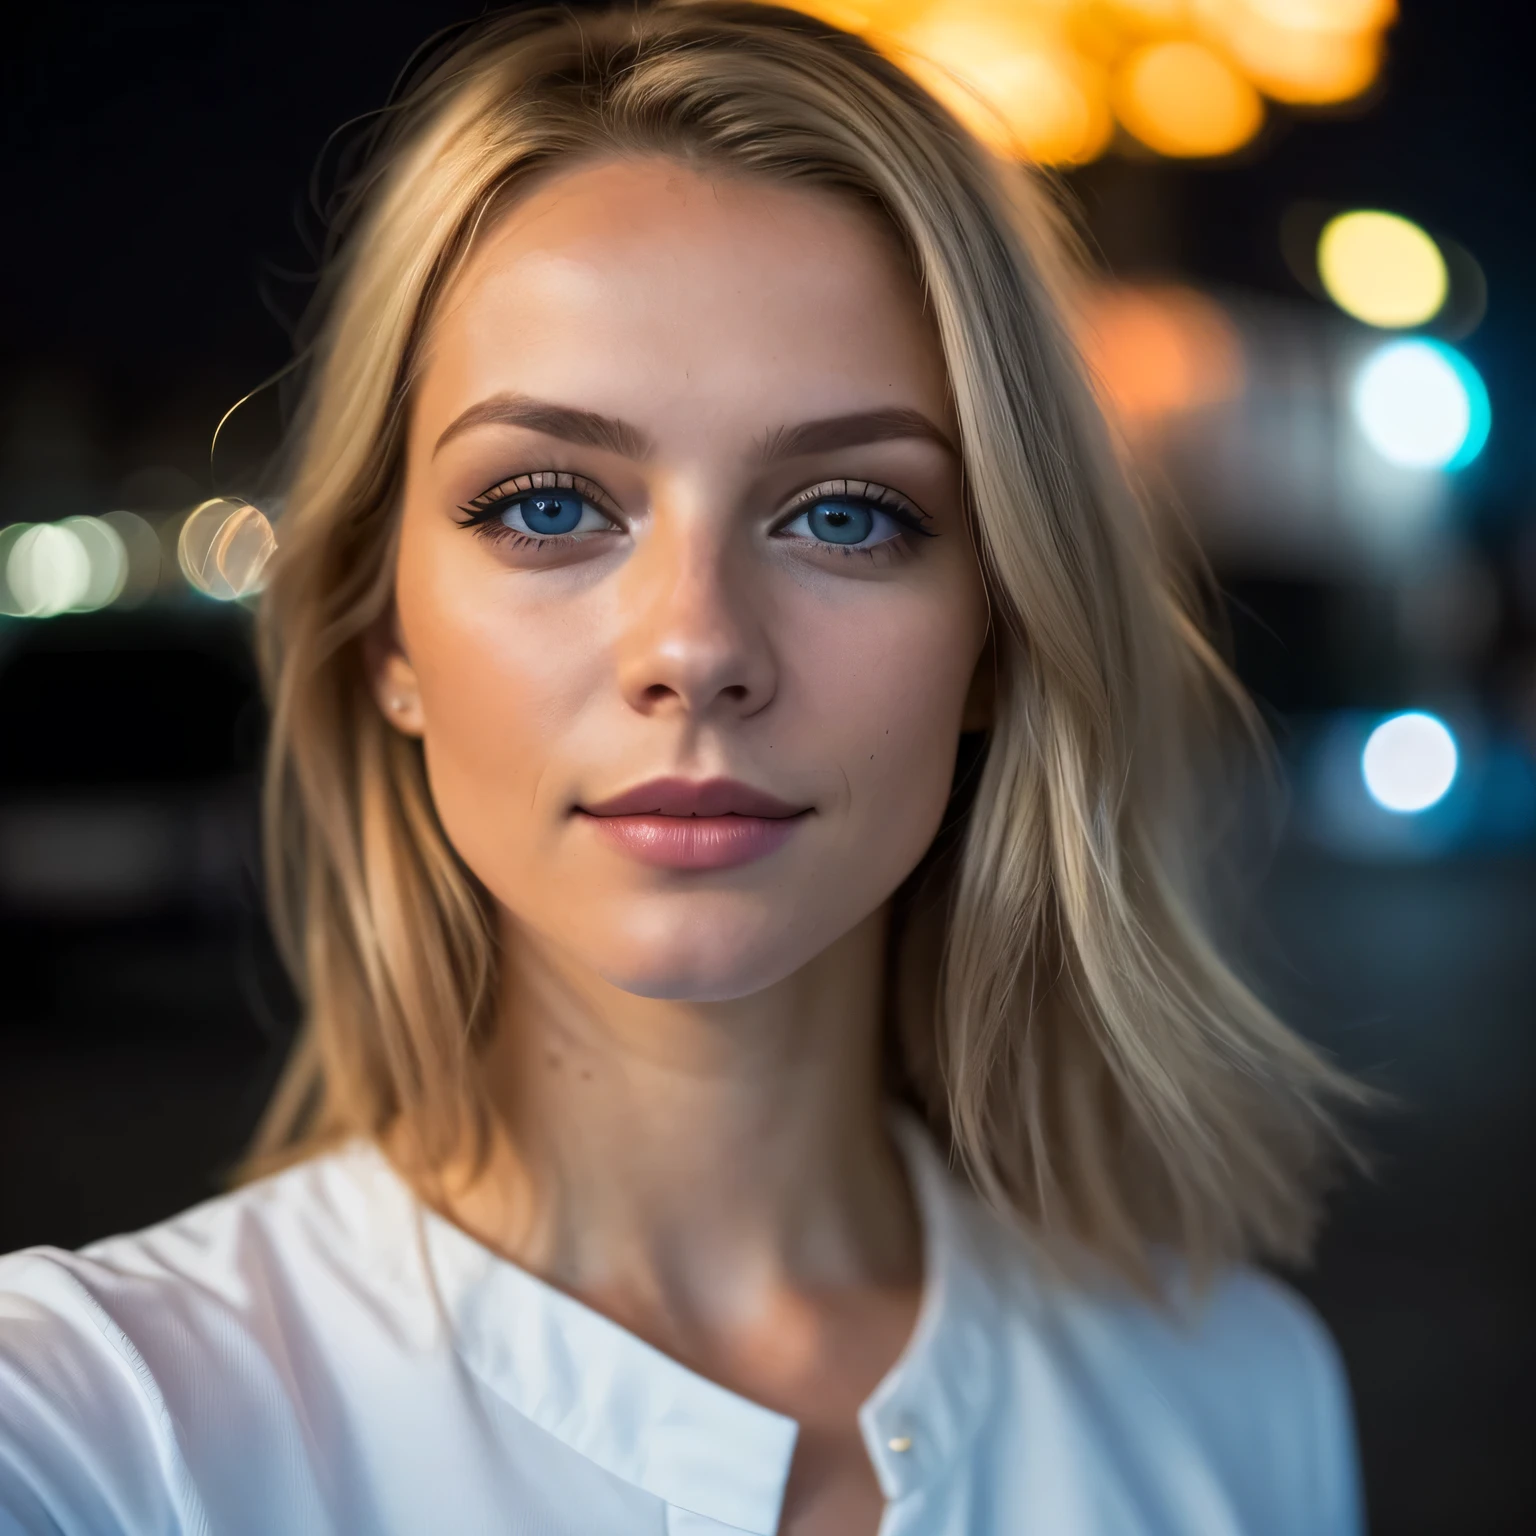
579, 812, 805, 870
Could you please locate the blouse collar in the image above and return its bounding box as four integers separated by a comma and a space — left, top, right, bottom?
404, 1113, 1010, 1532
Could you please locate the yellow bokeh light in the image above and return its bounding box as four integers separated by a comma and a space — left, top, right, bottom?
1114, 40, 1264, 156
1317, 210, 1448, 328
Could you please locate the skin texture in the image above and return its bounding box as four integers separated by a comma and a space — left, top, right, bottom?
376, 157, 990, 1535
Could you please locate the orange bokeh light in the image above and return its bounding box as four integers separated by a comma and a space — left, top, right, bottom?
1114, 40, 1264, 156
1077, 284, 1246, 426
776, 1, 890, 31
897, 10, 1114, 165
1199, 1, 1384, 104
782, 0, 1395, 163
1240, 0, 1395, 31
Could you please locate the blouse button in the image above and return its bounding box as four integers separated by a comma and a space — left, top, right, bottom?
886, 1435, 913, 1453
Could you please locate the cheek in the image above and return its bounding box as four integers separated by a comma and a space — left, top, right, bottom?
789, 576, 984, 864
394, 520, 597, 862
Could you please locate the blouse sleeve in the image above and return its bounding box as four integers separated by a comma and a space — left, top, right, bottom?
1296, 1296, 1366, 1536
0, 1253, 201, 1536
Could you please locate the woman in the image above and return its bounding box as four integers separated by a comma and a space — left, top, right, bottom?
0, 4, 1364, 1532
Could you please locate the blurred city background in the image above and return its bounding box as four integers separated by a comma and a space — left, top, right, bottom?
0, 2, 1530, 1530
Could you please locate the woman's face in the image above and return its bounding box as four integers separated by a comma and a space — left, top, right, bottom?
386, 157, 988, 1001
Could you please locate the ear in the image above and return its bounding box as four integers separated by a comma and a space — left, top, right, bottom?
961, 631, 996, 734
364, 605, 426, 738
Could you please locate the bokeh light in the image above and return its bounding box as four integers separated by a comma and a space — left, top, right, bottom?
1114, 40, 1265, 157
1242, 0, 1396, 25
1362, 711, 1459, 813
781, 2, 1397, 165
177, 498, 277, 601
1078, 284, 1246, 425
898, 20, 1113, 165
1352, 339, 1490, 470
0, 515, 140, 617
1108, 0, 1189, 22
62, 516, 129, 610
1318, 210, 1448, 328
1199, 1, 1388, 105
101, 510, 163, 606
781, 0, 892, 30
4, 523, 92, 617
0, 522, 36, 617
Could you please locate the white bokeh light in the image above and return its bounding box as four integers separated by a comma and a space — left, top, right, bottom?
4, 523, 93, 617
1351, 339, 1490, 471
1361, 711, 1459, 813
62, 516, 129, 610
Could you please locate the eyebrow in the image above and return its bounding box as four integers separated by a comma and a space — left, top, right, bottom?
433, 394, 654, 460
755, 407, 957, 463
432, 393, 956, 464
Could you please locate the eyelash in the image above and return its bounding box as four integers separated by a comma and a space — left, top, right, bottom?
455, 471, 621, 552
454, 472, 935, 560
775, 479, 935, 561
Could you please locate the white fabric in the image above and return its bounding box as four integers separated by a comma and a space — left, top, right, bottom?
0, 1118, 1362, 1535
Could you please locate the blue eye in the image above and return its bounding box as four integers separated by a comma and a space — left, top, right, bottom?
500, 491, 610, 538
806, 500, 873, 544
458, 473, 622, 550
781, 495, 907, 549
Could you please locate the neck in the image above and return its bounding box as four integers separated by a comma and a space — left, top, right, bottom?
438, 906, 920, 1336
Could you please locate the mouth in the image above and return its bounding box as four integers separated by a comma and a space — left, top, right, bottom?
576, 776, 812, 870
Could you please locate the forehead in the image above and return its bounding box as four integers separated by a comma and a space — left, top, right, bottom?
417, 156, 950, 442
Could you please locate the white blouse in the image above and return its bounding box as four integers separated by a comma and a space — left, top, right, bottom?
0, 1118, 1362, 1535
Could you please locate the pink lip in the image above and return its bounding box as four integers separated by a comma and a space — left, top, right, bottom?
577, 777, 810, 870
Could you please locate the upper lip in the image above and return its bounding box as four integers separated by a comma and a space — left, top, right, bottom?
579, 777, 808, 819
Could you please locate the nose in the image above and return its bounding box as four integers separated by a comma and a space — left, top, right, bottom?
612, 506, 777, 722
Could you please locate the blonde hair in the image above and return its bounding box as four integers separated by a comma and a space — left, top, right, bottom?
251, 0, 1360, 1287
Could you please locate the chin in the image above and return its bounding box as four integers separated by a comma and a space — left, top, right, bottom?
584, 896, 831, 1002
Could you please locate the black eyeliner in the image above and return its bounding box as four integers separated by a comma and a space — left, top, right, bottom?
776, 478, 938, 538
454, 469, 620, 535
